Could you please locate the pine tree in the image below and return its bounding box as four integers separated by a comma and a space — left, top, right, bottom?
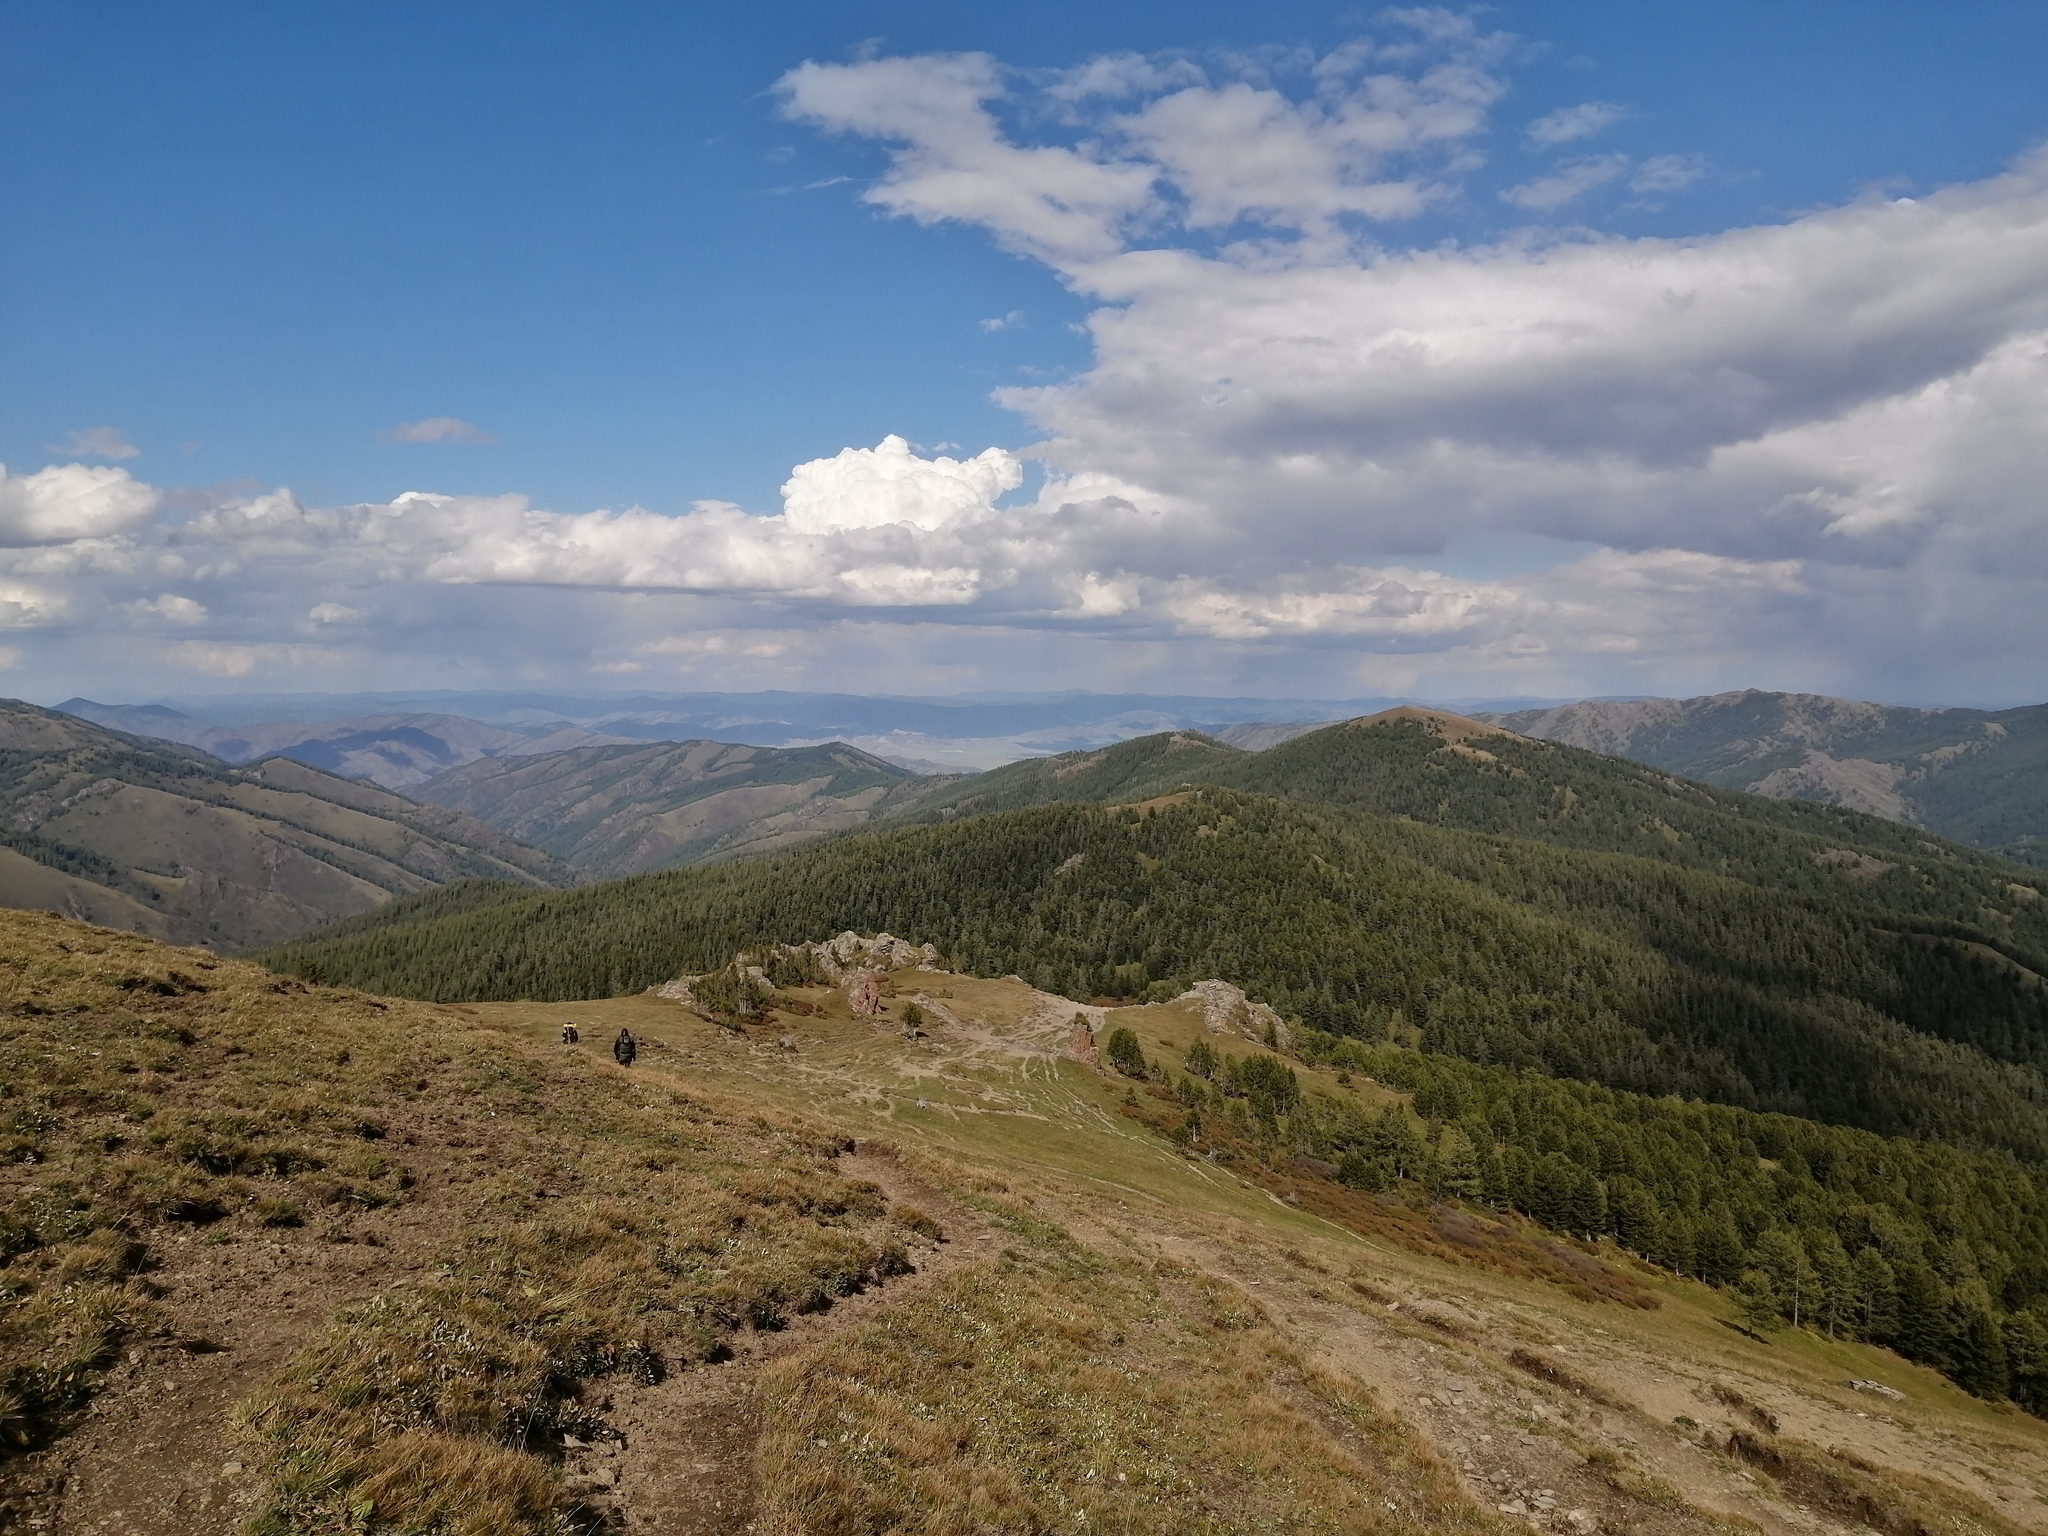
1950, 1300, 2011, 1400
1736, 1269, 1783, 1334
1892, 1263, 1952, 1368
1852, 1247, 1898, 1343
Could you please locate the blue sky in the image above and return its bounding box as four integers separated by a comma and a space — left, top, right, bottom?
5, 1, 2048, 703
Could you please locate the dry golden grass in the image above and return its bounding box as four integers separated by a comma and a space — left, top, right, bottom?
0, 912, 917, 1532
753, 1205, 1508, 1536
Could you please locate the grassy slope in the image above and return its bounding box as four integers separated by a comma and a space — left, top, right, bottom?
12, 912, 2048, 1536
412, 738, 957, 876
0, 699, 580, 950
5, 912, 1550, 1536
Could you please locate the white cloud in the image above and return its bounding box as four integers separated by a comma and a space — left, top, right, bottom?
0, 646, 20, 669
0, 463, 161, 545
980, 310, 1025, 332
777, 17, 1510, 259
0, 583, 64, 629
780, 434, 1021, 533
387, 417, 498, 444
1501, 153, 1629, 209
48, 427, 140, 460
125, 593, 207, 625
164, 641, 341, 677
308, 601, 366, 625
1525, 102, 1624, 147
1630, 153, 1705, 194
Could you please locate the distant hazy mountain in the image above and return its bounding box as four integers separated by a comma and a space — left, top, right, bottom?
72, 688, 1564, 771
412, 739, 959, 877
0, 699, 579, 948
55, 699, 636, 789
1207, 720, 1334, 750
1480, 690, 2048, 866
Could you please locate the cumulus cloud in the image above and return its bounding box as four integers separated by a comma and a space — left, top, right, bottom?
307, 601, 366, 625
1525, 102, 1624, 146
48, 427, 140, 460
125, 593, 207, 625
980, 310, 1025, 331
0, 463, 161, 545
780, 435, 1021, 533
387, 417, 498, 444
0, 583, 65, 629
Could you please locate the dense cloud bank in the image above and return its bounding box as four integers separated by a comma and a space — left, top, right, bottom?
11, 16, 2048, 699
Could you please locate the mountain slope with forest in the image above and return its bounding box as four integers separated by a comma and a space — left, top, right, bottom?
412, 738, 960, 875
0, 699, 579, 948
1480, 691, 2048, 866
266, 748, 2048, 1159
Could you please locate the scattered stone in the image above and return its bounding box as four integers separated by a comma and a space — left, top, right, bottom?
220, 1462, 243, 1477
1847, 1378, 1905, 1401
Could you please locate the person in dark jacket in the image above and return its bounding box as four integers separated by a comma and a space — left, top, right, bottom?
613, 1028, 637, 1066
561, 1023, 580, 1044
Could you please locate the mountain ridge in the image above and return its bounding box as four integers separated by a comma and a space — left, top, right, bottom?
411, 737, 961, 876
0, 698, 580, 948
1479, 689, 2048, 865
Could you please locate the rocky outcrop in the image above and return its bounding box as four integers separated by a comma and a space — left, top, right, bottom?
844, 969, 885, 1018
1173, 979, 1290, 1047
1749, 752, 1912, 824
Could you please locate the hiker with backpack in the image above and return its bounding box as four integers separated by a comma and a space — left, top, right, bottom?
613, 1028, 637, 1066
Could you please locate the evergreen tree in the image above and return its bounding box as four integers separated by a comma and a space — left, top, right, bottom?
1852, 1247, 1898, 1343
1893, 1263, 1953, 1368
1695, 1207, 1746, 1287
1737, 1269, 1784, 1333
1951, 1299, 2011, 1400
1103, 1026, 1148, 1078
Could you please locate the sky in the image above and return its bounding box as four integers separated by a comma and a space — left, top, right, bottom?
5, 0, 2048, 706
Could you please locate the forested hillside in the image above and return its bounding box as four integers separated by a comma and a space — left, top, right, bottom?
1481, 691, 2048, 867
267, 778, 2048, 1154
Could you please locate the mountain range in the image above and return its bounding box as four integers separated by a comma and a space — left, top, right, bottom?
55, 686, 1544, 772
1481, 691, 2048, 867
56, 698, 638, 789
411, 737, 958, 877
0, 700, 578, 948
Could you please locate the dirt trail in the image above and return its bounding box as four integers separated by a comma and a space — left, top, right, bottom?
571, 1149, 992, 1534
15, 1115, 478, 1536
1068, 1192, 2048, 1536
